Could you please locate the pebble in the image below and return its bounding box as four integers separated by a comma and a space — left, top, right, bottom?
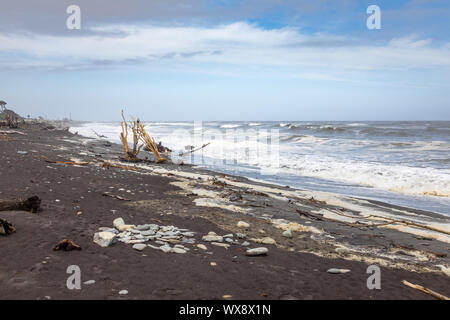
246, 247, 268, 256
119, 290, 128, 295
327, 268, 351, 274
113, 218, 125, 229
211, 242, 230, 248
237, 221, 250, 228
210, 262, 217, 266
98, 227, 118, 233
84, 280, 96, 285
160, 244, 172, 253
132, 244, 147, 251
241, 241, 251, 246
261, 237, 276, 245
171, 247, 187, 254
181, 232, 195, 237
197, 244, 207, 250
225, 238, 233, 243
93, 231, 116, 247
335, 248, 350, 254
136, 224, 150, 231
223, 234, 233, 238
282, 230, 293, 238
126, 239, 146, 244
118, 224, 136, 232
202, 235, 223, 242
236, 233, 246, 239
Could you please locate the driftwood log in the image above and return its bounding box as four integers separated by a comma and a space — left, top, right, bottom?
0, 218, 16, 235
0, 196, 41, 213
402, 280, 449, 300
53, 239, 82, 251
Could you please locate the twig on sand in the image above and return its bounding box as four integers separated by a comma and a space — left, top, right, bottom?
99, 161, 138, 172
91, 129, 107, 139
296, 209, 323, 221
402, 280, 449, 300
40, 155, 90, 166
0, 130, 26, 135
179, 142, 211, 157
102, 193, 131, 201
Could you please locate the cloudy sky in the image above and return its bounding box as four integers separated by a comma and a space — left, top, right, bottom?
1, 0, 449, 121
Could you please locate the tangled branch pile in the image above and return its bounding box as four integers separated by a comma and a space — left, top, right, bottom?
119, 110, 167, 163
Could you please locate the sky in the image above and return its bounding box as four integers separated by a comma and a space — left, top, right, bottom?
0, 0, 449, 121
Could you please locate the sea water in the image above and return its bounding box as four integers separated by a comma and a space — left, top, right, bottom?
70, 121, 450, 216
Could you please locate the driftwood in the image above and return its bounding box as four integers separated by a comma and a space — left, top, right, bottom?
102, 192, 130, 201
137, 122, 166, 163
91, 129, 107, 138
179, 142, 210, 157
296, 209, 323, 221
99, 161, 138, 172
40, 155, 90, 166
120, 111, 143, 161
0, 218, 16, 235
402, 280, 449, 300
0, 196, 41, 213
53, 239, 82, 251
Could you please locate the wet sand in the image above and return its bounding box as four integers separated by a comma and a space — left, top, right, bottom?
0, 122, 449, 300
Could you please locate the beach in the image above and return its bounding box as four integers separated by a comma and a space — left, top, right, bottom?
0, 121, 449, 300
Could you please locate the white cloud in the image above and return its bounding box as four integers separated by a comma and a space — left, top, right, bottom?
1, 22, 450, 75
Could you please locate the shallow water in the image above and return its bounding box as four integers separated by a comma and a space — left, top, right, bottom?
70, 121, 450, 216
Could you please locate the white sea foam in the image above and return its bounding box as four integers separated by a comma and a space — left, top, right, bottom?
220, 124, 242, 129
69, 121, 450, 209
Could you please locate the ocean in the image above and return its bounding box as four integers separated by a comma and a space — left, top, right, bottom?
69, 121, 450, 216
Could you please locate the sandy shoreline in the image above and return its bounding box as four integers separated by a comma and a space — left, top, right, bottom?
0, 121, 449, 300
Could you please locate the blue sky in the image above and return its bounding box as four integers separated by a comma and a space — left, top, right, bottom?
0, 0, 449, 121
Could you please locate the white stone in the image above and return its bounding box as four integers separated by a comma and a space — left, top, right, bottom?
282, 230, 293, 238
202, 235, 223, 242
211, 242, 230, 248
93, 231, 116, 247
327, 268, 351, 274
113, 218, 125, 229
171, 247, 187, 254
237, 221, 250, 228
246, 247, 268, 256
84, 280, 95, 285
261, 237, 276, 245
197, 244, 207, 250
118, 290, 128, 295
132, 244, 147, 251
